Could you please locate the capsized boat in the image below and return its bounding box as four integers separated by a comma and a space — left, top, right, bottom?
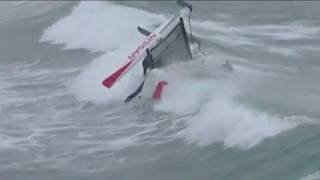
102, 0, 200, 103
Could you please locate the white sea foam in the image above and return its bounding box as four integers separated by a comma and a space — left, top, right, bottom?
301, 171, 320, 180
40, 1, 313, 150
182, 97, 300, 150
193, 20, 320, 41
193, 20, 320, 57
41, 1, 165, 53
153, 63, 304, 150
41, 1, 165, 104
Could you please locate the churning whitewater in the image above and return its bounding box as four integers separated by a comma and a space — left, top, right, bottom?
1, 1, 320, 180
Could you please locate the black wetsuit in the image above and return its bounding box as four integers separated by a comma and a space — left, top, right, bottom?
125, 49, 154, 103
142, 49, 154, 76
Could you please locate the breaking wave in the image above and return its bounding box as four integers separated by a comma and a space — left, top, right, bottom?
41, 1, 165, 104
152, 63, 308, 150
40, 1, 314, 150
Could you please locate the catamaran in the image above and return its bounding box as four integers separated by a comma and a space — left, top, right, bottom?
102, 0, 199, 103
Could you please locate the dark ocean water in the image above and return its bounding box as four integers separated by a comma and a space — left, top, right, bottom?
0, 1, 320, 180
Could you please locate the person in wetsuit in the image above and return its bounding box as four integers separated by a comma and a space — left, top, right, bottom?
142, 49, 154, 76
125, 49, 154, 103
